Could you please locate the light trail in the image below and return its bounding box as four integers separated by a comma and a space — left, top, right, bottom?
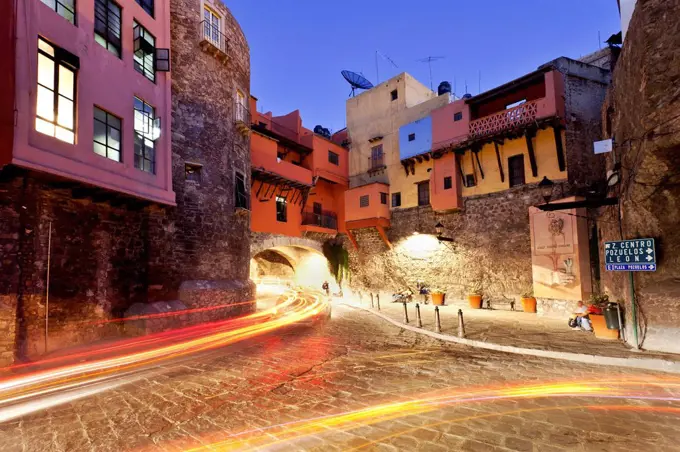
182, 376, 680, 451
0, 290, 330, 423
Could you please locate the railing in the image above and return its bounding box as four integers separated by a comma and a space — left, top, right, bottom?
198, 20, 229, 56
469, 100, 539, 138
368, 153, 385, 171
301, 211, 338, 230
234, 101, 250, 125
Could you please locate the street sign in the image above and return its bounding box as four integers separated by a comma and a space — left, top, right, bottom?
604, 238, 657, 271
594, 139, 613, 155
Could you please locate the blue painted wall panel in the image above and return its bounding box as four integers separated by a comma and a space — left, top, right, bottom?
399, 116, 432, 160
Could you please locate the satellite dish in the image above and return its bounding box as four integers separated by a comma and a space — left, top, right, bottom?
342, 70, 374, 97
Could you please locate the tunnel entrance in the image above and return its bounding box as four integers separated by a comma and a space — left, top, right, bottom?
250, 245, 336, 293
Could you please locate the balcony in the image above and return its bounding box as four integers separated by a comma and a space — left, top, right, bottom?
301, 211, 338, 233
368, 152, 386, 174
251, 148, 313, 186
198, 20, 229, 64
469, 100, 539, 139
235, 101, 251, 136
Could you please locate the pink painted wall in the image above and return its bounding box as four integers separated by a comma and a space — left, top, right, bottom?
0, 0, 16, 164
430, 153, 462, 212
10, 0, 174, 204
537, 70, 566, 121
431, 99, 470, 151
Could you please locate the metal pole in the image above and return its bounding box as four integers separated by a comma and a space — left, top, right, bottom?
376, 294, 380, 311
415, 303, 422, 328
457, 309, 465, 338
435, 306, 441, 333
44, 221, 52, 354
402, 302, 409, 324
628, 271, 639, 349
616, 301, 625, 342
370, 293, 374, 309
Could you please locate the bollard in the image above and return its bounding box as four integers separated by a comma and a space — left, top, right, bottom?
457, 309, 466, 338
415, 303, 423, 328
402, 301, 409, 324
435, 306, 442, 333
371, 293, 374, 309
377, 294, 381, 311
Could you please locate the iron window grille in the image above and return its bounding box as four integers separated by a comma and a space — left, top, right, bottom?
135, 0, 153, 17
465, 174, 476, 187
41, 0, 76, 24
94, 0, 121, 57
235, 171, 249, 210
417, 181, 430, 206
391, 192, 401, 207
133, 97, 159, 174
185, 163, 202, 182
35, 38, 78, 144
380, 192, 388, 205
276, 196, 287, 222
444, 176, 452, 190
93, 107, 121, 161
508, 154, 526, 187
359, 195, 369, 208
328, 150, 339, 165
133, 21, 156, 82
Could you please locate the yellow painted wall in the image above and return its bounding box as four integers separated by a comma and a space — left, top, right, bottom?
459, 128, 567, 197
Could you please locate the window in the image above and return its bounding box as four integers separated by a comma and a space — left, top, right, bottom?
185, 163, 202, 182
390, 89, 398, 101
370, 144, 384, 169
359, 195, 369, 208
35, 38, 78, 144
203, 6, 221, 46
276, 196, 287, 222
328, 150, 339, 166
454, 112, 463, 121
465, 174, 476, 187
506, 99, 526, 109
380, 192, 388, 205
408, 133, 415, 142
443, 176, 452, 190
133, 97, 157, 173
235, 171, 249, 209
508, 155, 526, 187
235, 91, 247, 122
313, 202, 322, 215
93, 107, 121, 161
133, 21, 155, 82
391, 192, 401, 207
417, 181, 430, 206
94, 0, 121, 57
40, 0, 75, 24
135, 0, 153, 16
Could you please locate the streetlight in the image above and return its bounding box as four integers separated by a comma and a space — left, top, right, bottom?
538, 176, 555, 204
434, 221, 453, 242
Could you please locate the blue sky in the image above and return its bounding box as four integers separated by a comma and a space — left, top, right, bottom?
228, 0, 621, 134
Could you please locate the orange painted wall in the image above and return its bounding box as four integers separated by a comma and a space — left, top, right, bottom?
345, 183, 390, 223
304, 134, 349, 185
305, 179, 347, 233
251, 132, 312, 185
250, 183, 304, 237
430, 153, 462, 211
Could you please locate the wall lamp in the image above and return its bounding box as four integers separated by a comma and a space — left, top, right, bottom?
435, 222, 454, 242
537, 176, 619, 211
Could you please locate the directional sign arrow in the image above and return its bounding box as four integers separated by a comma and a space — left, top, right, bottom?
647, 248, 654, 254
646, 255, 653, 261
650, 265, 656, 270
605, 244, 611, 249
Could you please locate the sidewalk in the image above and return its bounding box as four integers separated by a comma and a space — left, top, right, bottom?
341, 298, 680, 374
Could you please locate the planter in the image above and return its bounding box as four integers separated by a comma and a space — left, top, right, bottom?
431, 293, 445, 306
590, 314, 619, 340
468, 294, 482, 309
520, 297, 537, 313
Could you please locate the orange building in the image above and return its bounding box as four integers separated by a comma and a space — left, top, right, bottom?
249, 96, 348, 239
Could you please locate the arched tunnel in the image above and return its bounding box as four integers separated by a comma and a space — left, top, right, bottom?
250, 245, 338, 294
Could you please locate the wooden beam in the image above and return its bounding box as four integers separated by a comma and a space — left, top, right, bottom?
553, 126, 566, 172
255, 180, 265, 198
410, 161, 416, 175
456, 153, 467, 187
402, 161, 410, 177
376, 225, 393, 249
525, 131, 538, 177
346, 230, 359, 250
473, 146, 485, 180
494, 142, 505, 183
415, 156, 423, 163
423, 154, 430, 162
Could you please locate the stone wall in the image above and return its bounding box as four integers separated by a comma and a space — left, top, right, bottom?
599, 0, 680, 353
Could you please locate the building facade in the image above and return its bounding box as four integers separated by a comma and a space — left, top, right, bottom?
343, 56, 612, 316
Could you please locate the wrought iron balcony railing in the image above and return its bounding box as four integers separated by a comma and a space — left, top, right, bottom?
368, 153, 385, 171
469, 100, 539, 139
302, 211, 338, 230
198, 20, 229, 59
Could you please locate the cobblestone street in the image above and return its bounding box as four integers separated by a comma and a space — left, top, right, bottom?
2, 302, 680, 452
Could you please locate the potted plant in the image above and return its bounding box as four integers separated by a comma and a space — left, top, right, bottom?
588, 294, 619, 340
520, 287, 537, 313
467, 281, 483, 309
430, 288, 445, 306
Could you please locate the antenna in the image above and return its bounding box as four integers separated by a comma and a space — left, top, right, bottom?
375, 50, 398, 84
598, 31, 602, 49
478, 70, 481, 94
417, 56, 445, 91
341, 70, 375, 97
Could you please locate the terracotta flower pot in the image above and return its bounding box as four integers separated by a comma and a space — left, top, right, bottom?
590, 314, 619, 340
431, 293, 445, 306
468, 294, 482, 309
520, 297, 537, 313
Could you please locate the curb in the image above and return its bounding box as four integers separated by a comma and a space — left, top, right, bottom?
343, 303, 680, 375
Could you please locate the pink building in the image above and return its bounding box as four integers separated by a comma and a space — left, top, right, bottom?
1, 0, 174, 205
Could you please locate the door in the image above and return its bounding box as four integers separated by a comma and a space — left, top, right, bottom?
313, 202, 322, 226
508, 155, 526, 187
417, 181, 430, 206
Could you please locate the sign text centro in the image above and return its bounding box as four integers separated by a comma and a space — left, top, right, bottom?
604, 238, 657, 272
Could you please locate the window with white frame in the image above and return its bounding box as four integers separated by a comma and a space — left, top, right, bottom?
133, 97, 157, 173
203, 6, 221, 47
235, 90, 246, 122
36, 38, 78, 144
